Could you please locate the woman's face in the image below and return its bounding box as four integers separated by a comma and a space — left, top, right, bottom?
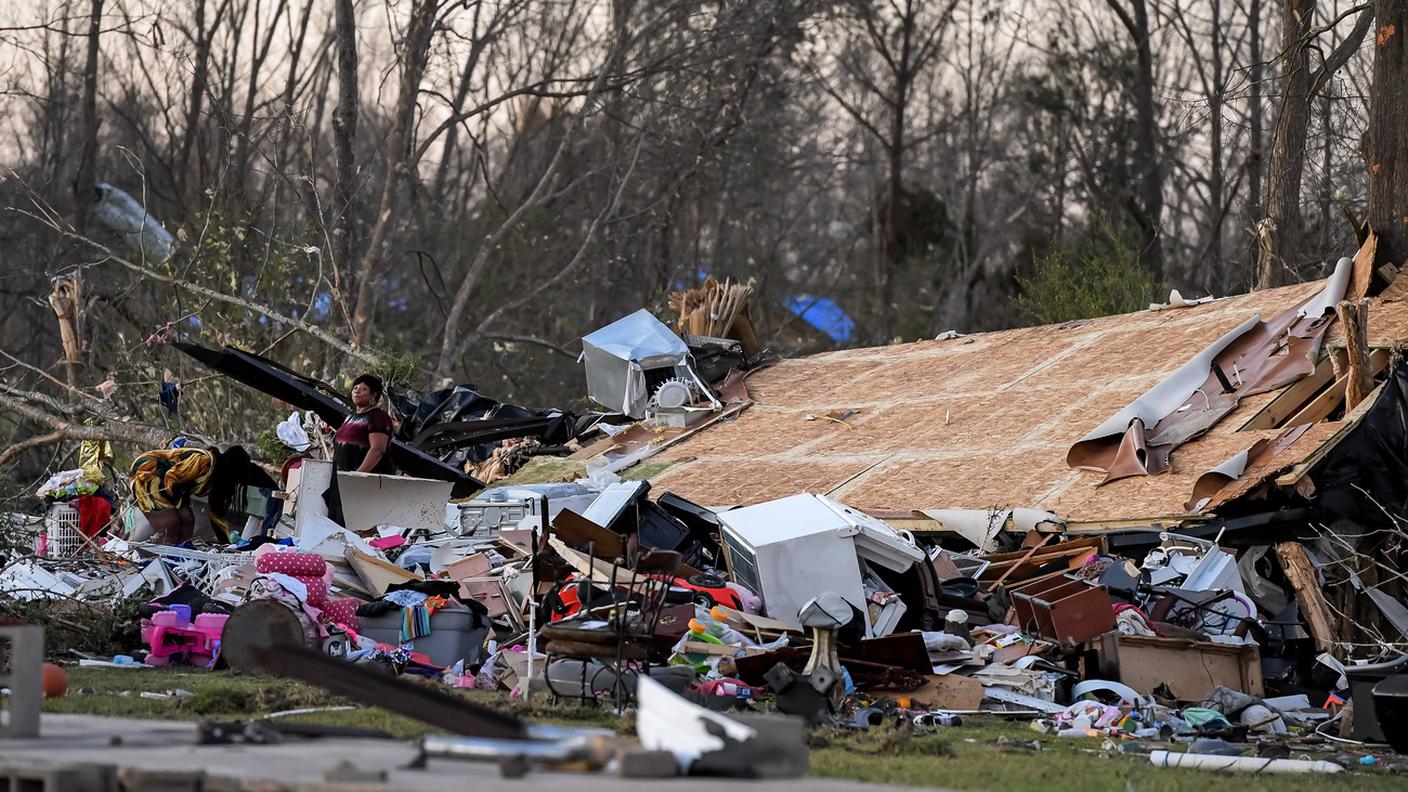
351, 382, 376, 408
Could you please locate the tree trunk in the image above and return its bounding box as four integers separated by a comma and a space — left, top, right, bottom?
73, 0, 103, 234
877, 0, 915, 343
350, 0, 439, 347
1208, 0, 1226, 277
1104, 0, 1163, 284
1369, 0, 1408, 267
1318, 83, 1333, 251
1257, 0, 1315, 289
177, 0, 224, 196
1128, 0, 1164, 285
1247, 0, 1264, 275
331, 0, 359, 329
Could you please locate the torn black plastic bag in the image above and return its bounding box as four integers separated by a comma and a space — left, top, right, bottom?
1308, 360, 1408, 525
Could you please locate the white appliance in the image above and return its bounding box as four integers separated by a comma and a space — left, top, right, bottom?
580, 309, 692, 418
458, 482, 600, 537
716, 493, 924, 638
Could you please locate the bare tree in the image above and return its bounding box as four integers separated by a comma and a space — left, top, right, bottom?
350, 0, 442, 346
330, 0, 358, 337
1368, 0, 1408, 266
73, 0, 103, 234
810, 0, 958, 340
1256, 1, 1372, 288
1104, 0, 1166, 283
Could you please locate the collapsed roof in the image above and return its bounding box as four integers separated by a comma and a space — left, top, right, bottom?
599, 257, 1405, 528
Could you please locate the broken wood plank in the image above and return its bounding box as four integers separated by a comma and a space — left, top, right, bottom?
988, 534, 1054, 589
1275, 361, 1389, 488
1337, 298, 1372, 410
1347, 232, 1378, 301
1284, 372, 1350, 426
1241, 356, 1336, 430
1275, 541, 1336, 654
1282, 348, 1389, 426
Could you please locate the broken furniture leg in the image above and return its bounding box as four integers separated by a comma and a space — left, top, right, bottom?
764, 592, 854, 725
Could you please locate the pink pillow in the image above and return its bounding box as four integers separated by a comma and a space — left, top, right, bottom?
256, 551, 326, 577
292, 575, 328, 608
322, 597, 363, 631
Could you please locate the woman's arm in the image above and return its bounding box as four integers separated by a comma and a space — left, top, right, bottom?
358, 431, 389, 472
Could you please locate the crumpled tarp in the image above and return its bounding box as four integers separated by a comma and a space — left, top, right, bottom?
389, 385, 581, 466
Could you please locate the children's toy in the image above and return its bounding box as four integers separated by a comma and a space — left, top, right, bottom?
142, 605, 228, 667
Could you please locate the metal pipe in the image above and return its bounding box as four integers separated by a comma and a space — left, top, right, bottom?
422, 734, 584, 763
423, 724, 616, 765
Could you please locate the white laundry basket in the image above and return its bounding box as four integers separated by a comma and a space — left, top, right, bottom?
42, 502, 83, 558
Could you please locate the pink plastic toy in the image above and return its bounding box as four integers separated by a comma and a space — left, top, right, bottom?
141, 606, 228, 667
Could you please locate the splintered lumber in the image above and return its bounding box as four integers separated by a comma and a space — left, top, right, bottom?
1275, 541, 1336, 654
1336, 299, 1372, 410
667, 276, 759, 356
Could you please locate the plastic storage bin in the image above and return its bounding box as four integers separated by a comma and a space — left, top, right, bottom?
358, 605, 490, 667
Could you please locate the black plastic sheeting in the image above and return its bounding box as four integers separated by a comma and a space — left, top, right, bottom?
173, 342, 485, 498
389, 385, 585, 467
1309, 359, 1408, 525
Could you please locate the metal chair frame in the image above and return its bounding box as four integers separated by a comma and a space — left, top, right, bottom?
541, 545, 680, 709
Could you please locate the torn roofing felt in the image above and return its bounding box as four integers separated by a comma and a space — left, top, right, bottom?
1065, 256, 1351, 485
1184, 423, 1311, 513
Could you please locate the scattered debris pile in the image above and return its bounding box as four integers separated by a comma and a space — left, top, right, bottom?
7, 242, 1408, 781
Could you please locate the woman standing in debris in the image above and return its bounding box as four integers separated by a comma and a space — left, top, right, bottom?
333, 373, 396, 474
129, 445, 263, 544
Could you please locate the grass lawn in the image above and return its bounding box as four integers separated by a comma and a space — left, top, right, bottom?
43, 666, 1405, 792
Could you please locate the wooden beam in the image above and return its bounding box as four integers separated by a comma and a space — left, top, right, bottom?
1276, 378, 1388, 487
1241, 356, 1336, 430
1275, 541, 1337, 654
1282, 348, 1389, 427
1283, 373, 1349, 426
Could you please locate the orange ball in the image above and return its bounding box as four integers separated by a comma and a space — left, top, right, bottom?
41, 663, 67, 699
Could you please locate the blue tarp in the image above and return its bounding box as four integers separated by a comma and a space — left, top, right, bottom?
785, 295, 854, 343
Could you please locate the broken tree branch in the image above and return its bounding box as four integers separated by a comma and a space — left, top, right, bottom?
1337, 298, 1372, 410
6, 204, 373, 364
0, 387, 173, 454
1276, 541, 1338, 654
0, 430, 68, 467
478, 333, 579, 360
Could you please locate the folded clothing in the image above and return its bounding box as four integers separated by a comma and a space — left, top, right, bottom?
257, 550, 326, 577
